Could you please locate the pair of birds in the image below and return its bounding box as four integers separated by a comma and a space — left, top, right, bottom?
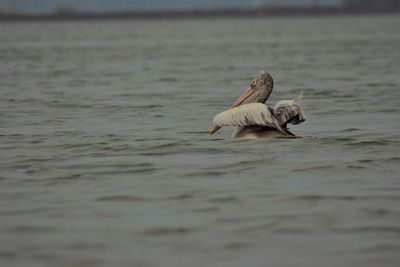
209, 70, 306, 139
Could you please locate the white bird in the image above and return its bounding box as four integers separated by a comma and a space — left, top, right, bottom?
209, 70, 306, 139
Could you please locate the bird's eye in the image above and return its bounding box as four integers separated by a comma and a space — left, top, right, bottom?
250, 80, 257, 88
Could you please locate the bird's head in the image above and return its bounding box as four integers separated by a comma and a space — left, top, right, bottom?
230, 70, 274, 108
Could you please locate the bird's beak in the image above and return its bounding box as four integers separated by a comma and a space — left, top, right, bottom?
230, 87, 257, 108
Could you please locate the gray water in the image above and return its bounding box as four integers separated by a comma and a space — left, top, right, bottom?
1, 15, 400, 267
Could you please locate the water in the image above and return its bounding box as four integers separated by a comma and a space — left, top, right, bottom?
1, 15, 400, 267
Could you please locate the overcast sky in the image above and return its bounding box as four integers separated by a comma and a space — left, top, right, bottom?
1, 0, 341, 14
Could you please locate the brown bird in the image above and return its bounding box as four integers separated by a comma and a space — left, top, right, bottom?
209, 70, 306, 139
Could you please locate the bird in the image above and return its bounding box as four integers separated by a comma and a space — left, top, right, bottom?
209, 70, 306, 139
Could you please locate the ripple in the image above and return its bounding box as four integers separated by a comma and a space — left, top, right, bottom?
319, 137, 355, 144
193, 206, 220, 213
346, 165, 365, 169
50, 174, 83, 181
357, 159, 375, 164
65, 242, 106, 251
339, 128, 361, 133
166, 193, 196, 200
142, 227, 196, 236
177, 131, 210, 134
209, 159, 271, 171
140, 142, 227, 156
292, 195, 359, 202
362, 208, 400, 217
359, 243, 400, 253
207, 196, 241, 203
9, 225, 57, 234
292, 165, 335, 172
179, 171, 225, 178
158, 77, 178, 82
333, 226, 400, 234
238, 222, 278, 233
0, 207, 50, 216
98, 167, 160, 175
95, 195, 151, 202
347, 139, 399, 146
272, 227, 310, 234
384, 157, 400, 163
293, 194, 400, 202
223, 242, 251, 250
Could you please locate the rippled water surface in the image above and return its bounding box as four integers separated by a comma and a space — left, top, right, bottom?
1, 15, 400, 267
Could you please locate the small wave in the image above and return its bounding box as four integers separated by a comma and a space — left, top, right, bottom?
319, 137, 355, 144
357, 159, 375, 164
96, 104, 164, 112
359, 243, 400, 253
179, 171, 225, 178
65, 242, 105, 251
127, 93, 169, 98
9, 225, 57, 233
177, 131, 209, 134
362, 208, 400, 217
375, 108, 398, 113
49, 174, 83, 181
166, 193, 196, 200
88, 167, 160, 175
346, 165, 365, 169
141, 142, 227, 156
207, 196, 240, 203
142, 227, 196, 236
272, 227, 310, 234
238, 222, 278, 233
158, 77, 178, 82
215, 217, 248, 224
96, 195, 151, 202
292, 195, 359, 201
209, 159, 272, 172
133, 137, 170, 142
47, 103, 92, 109
308, 90, 336, 97
332, 226, 400, 234
193, 206, 220, 213
223, 242, 251, 250
347, 139, 399, 146
364, 82, 384, 88
384, 157, 400, 163
339, 128, 361, 133
133, 104, 164, 109
148, 142, 187, 149
292, 165, 335, 172
0, 207, 48, 216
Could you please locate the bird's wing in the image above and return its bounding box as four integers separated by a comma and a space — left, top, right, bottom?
210, 89, 262, 135
273, 92, 306, 126
212, 103, 285, 133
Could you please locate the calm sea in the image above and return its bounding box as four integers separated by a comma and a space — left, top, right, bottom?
1, 15, 400, 267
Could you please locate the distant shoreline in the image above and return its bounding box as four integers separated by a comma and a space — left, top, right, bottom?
1, 7, 399, 22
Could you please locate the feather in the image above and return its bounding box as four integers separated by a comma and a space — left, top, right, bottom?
212, 103, 285, 133
294, 91, 303, 102
273, 92, 306, 126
